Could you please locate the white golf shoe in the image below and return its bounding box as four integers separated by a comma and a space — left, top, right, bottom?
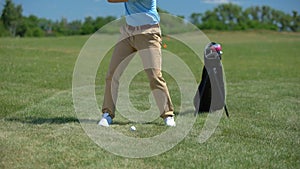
164, 116, 176, 127
98, 113, 112, 127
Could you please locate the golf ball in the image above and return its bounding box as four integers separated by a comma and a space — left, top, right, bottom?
130, 126, 136, 131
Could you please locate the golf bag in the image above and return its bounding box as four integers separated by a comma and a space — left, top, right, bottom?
194, 42, 229, 117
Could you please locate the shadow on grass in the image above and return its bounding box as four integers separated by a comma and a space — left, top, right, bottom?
5, 116, 80, 124
5, 110, 204, 125
112, 120, 165, 126
5, 116, 165, 126
79, 119, 165, 126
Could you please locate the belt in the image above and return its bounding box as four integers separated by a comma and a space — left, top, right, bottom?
126, 24, 159, 31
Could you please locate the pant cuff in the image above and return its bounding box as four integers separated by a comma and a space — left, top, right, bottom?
160, 111, 174, 119
102, 108, 115, 119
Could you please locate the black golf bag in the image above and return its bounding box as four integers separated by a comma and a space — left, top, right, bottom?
194, 42, 229, 117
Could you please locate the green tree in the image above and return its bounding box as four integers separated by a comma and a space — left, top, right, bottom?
68, 20, 82, 35
271, 9, 291, 31
20, 15, 45, 37
190, 13, 202, 27
1, 0, 23, 36
0, 20, 10, 36
201, 9, 223, 30
214, 3, 244, 30
290, 11, 300, 32
81, 16, 94, 34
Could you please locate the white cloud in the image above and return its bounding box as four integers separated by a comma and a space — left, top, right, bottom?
202, 0, 239, 4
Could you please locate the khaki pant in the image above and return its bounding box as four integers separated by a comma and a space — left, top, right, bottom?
102, 24, 174, 119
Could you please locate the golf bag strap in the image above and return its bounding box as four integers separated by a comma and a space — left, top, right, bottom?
224, 104, 229, 118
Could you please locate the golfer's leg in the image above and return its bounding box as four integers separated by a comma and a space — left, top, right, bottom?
144, 68, 174, 118
136, 33, 174, 118
102, 38, 136, 118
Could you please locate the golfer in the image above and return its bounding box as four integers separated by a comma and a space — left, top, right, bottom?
98, 0, 176, 127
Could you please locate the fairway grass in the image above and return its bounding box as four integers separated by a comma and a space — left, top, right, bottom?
1, 31, 299, 168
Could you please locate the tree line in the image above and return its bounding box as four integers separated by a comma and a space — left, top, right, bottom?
1, 0, 299, 37
0, 0, 116, 37
190, 3, 300, 32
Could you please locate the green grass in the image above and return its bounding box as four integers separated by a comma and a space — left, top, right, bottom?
1, 31, 300, 168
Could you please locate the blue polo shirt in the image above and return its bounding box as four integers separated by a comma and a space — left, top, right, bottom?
125, 0, 160, 26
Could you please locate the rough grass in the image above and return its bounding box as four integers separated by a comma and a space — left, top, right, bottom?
1, 31, 299, 169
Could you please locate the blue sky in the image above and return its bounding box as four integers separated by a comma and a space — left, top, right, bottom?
1, 0, 299, 21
